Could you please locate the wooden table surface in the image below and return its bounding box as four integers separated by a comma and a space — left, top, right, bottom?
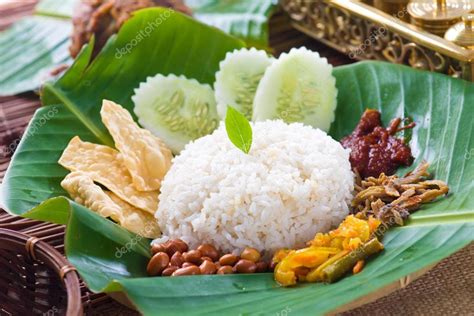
0, 2, 472, 316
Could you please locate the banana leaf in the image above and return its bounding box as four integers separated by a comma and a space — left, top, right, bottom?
0, 16, 72, 96
0, 0, 276, 96
1, 8, 473, 315
185, 0, 277, 48
35, 0, 76, 18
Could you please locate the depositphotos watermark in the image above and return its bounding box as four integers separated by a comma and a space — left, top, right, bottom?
464, 148, 474, 160
115, 221, 158, 258
347, 214, 397, 260
348, 26, 387, 59
43, 306, 59, 316
348, 7, 409, 59
114, 8, 173, 59
1, 106, 58, 158
276, 306, 291, 316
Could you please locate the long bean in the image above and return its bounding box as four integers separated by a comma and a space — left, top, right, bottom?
320, 238, 384, 283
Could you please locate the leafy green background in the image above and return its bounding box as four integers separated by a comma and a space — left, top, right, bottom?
1, 7, 473, 316
0, 0, 276, 96
0, 16, 72, 95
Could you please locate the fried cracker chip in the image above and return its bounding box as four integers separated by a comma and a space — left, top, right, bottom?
61, 171, 119, 219
58, 136, 158, 214
101, 100, 172, 191
105, 191, 160, 239
61, 172, 160, 238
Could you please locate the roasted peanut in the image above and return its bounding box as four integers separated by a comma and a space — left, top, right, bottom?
147, 252, 170, 276
172, 265, 201, 276
234, 259, 257, 273
240, 247, 261, 263
255, 261, 268, 273
161, 241, 175, 256
170, 251, 184, 267
173, 239, 189, 253
164, 239, 188, 256
219, 254, 238, 266
151, 243, 166, 255
183, 250, 202, 264
199, 260, 217, 274
200, 256, 213, 264
197, 244, 219, 261
217, 265, 233, 275
182, 262, 196, 268
162, 266, 178, 276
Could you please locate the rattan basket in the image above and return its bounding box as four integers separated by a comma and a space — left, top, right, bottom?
0, 228, 82, 315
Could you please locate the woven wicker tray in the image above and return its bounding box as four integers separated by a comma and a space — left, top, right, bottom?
0, 2, 472, 315
0, 228, 82, 315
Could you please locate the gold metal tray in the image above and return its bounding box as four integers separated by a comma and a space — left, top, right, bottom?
281, 0, 474, 81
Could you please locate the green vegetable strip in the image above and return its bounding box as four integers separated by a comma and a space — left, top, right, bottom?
321, 238, 384, 283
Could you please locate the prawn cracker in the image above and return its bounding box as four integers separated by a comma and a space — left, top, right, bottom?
101, 100, 172, 191
105, 191, 160, 239
58, 136, 158, 214
61, 172, 160, 238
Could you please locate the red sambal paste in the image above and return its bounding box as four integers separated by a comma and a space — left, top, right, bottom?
340, 109, 415, 178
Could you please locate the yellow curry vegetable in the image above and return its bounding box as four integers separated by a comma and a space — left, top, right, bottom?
274, 215, 383, 286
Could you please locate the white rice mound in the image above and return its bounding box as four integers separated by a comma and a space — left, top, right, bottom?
156, 120, 354, 254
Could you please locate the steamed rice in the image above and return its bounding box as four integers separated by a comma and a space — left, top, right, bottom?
156, 120, 354, 254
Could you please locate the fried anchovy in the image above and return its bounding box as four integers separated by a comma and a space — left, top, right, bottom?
352, 161, 449, 227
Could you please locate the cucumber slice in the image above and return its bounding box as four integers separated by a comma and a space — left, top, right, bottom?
252, 47, 337, 131
132, 74, 219, 154
214, 48, 273, 120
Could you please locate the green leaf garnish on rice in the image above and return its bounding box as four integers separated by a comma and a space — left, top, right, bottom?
225, 106, 252, 154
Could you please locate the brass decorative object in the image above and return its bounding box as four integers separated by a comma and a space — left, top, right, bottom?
374, 0, 410, 21
408, 0, 472, 36
280, 0, 474, 81
445, 13, 474, 49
